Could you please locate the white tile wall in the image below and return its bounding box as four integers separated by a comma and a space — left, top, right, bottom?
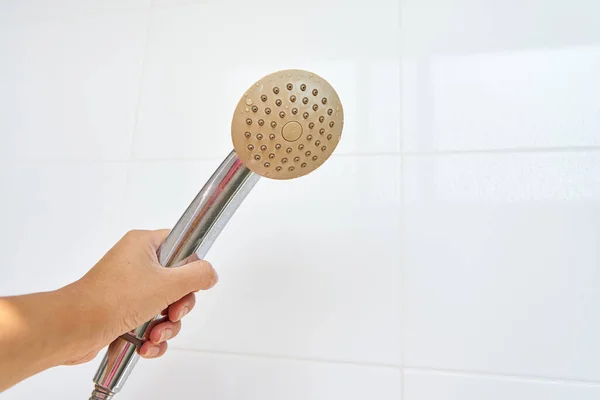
401, 0, 600, 56
0, 12, 147, 161
152, 0, 209, 5
2, 0, 600, 399
402, 46, 600, 152
401, 0, 600, 152
0, 162, 127, 296
403, 152, 600, 382
0, 0, 149, 20
404, 370, 600, 400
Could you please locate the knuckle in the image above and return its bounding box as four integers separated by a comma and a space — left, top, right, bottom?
122, 310, 143, 332
123, 229, 144, 242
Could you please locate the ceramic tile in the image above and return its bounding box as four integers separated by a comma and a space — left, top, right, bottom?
132, 2, 400, 160
0, 0, 149, 20
401, 0, 600, 152
152, 0, 209, 5
123, 158, 223, 230
124, 155, 402, 365
404, 370, 600, 400
0, 162, 127, 296
401, 0, 600, 56
403, 152, 600, 381
402, 46, 600, 152
0, 12, 147, 161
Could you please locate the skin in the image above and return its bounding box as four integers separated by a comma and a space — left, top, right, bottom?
0, 229, 218, 393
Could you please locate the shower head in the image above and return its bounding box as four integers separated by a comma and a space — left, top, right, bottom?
232, 69, 343, 180
90, 69, 344, 400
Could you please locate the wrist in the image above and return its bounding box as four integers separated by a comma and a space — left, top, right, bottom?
54, 280, 115, 361
0, 291, 73, 390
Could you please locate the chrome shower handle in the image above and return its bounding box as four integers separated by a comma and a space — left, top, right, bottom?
90, 150, 259, 400
89, 67, 344, 400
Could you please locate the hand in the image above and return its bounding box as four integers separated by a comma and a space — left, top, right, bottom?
63, 229, 218, 364
0, 229, 218, 391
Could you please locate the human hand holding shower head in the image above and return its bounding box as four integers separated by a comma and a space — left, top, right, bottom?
89, 69, 344, 400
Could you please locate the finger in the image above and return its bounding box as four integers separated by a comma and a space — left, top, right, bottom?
139, 341, 168, 359
168, 292, 196, 322
148, 229, 171, 249
149, 319, 182, 344
165, 260, 218, 298
169, 252, 200, 268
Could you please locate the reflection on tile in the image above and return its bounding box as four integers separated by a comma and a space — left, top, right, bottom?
0, 12, 147, 161
401, 0, 600, 152
404, 370, 600, 400
404, 152, 600, 203
402, 46, 600, 152
403, 152, 600, 381
132, 2, 400, 160
0, 162, 127, 296
125, 156, 402, 364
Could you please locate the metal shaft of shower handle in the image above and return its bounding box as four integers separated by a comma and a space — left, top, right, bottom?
89, 151, 259, 399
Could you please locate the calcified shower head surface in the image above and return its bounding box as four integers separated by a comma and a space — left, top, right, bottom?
232, 69, 344, 180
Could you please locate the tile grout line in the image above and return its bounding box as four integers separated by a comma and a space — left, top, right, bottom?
397, 0, 405, 398
403, 366, 600, 387
127, 1, 154, 163
150, 0, 199, 10
403, 145, 600, 156
120, 1, 153, 231
0, 5, 150, 24
169, 347, 402, 371
400, 368, 405, 400
167, 347, 600, 388
5, 146, 600, 167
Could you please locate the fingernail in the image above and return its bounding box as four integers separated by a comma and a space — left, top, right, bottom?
178, 306, 189, 321
212, 271, 219, 285
145, 345, 160, 357
160, 328, 173, 342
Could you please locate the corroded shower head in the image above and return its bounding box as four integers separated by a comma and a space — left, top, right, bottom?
232, 69, 344, 180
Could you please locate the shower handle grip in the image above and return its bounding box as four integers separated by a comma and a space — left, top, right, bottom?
89, 150, 259, 400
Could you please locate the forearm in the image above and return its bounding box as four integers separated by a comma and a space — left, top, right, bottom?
0, 229, 217, 392
0, 288, 98, 392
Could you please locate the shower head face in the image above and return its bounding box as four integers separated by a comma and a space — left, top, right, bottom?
232, 69, 344, 180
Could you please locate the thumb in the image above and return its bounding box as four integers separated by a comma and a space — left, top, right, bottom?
163, 260, 218, 301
